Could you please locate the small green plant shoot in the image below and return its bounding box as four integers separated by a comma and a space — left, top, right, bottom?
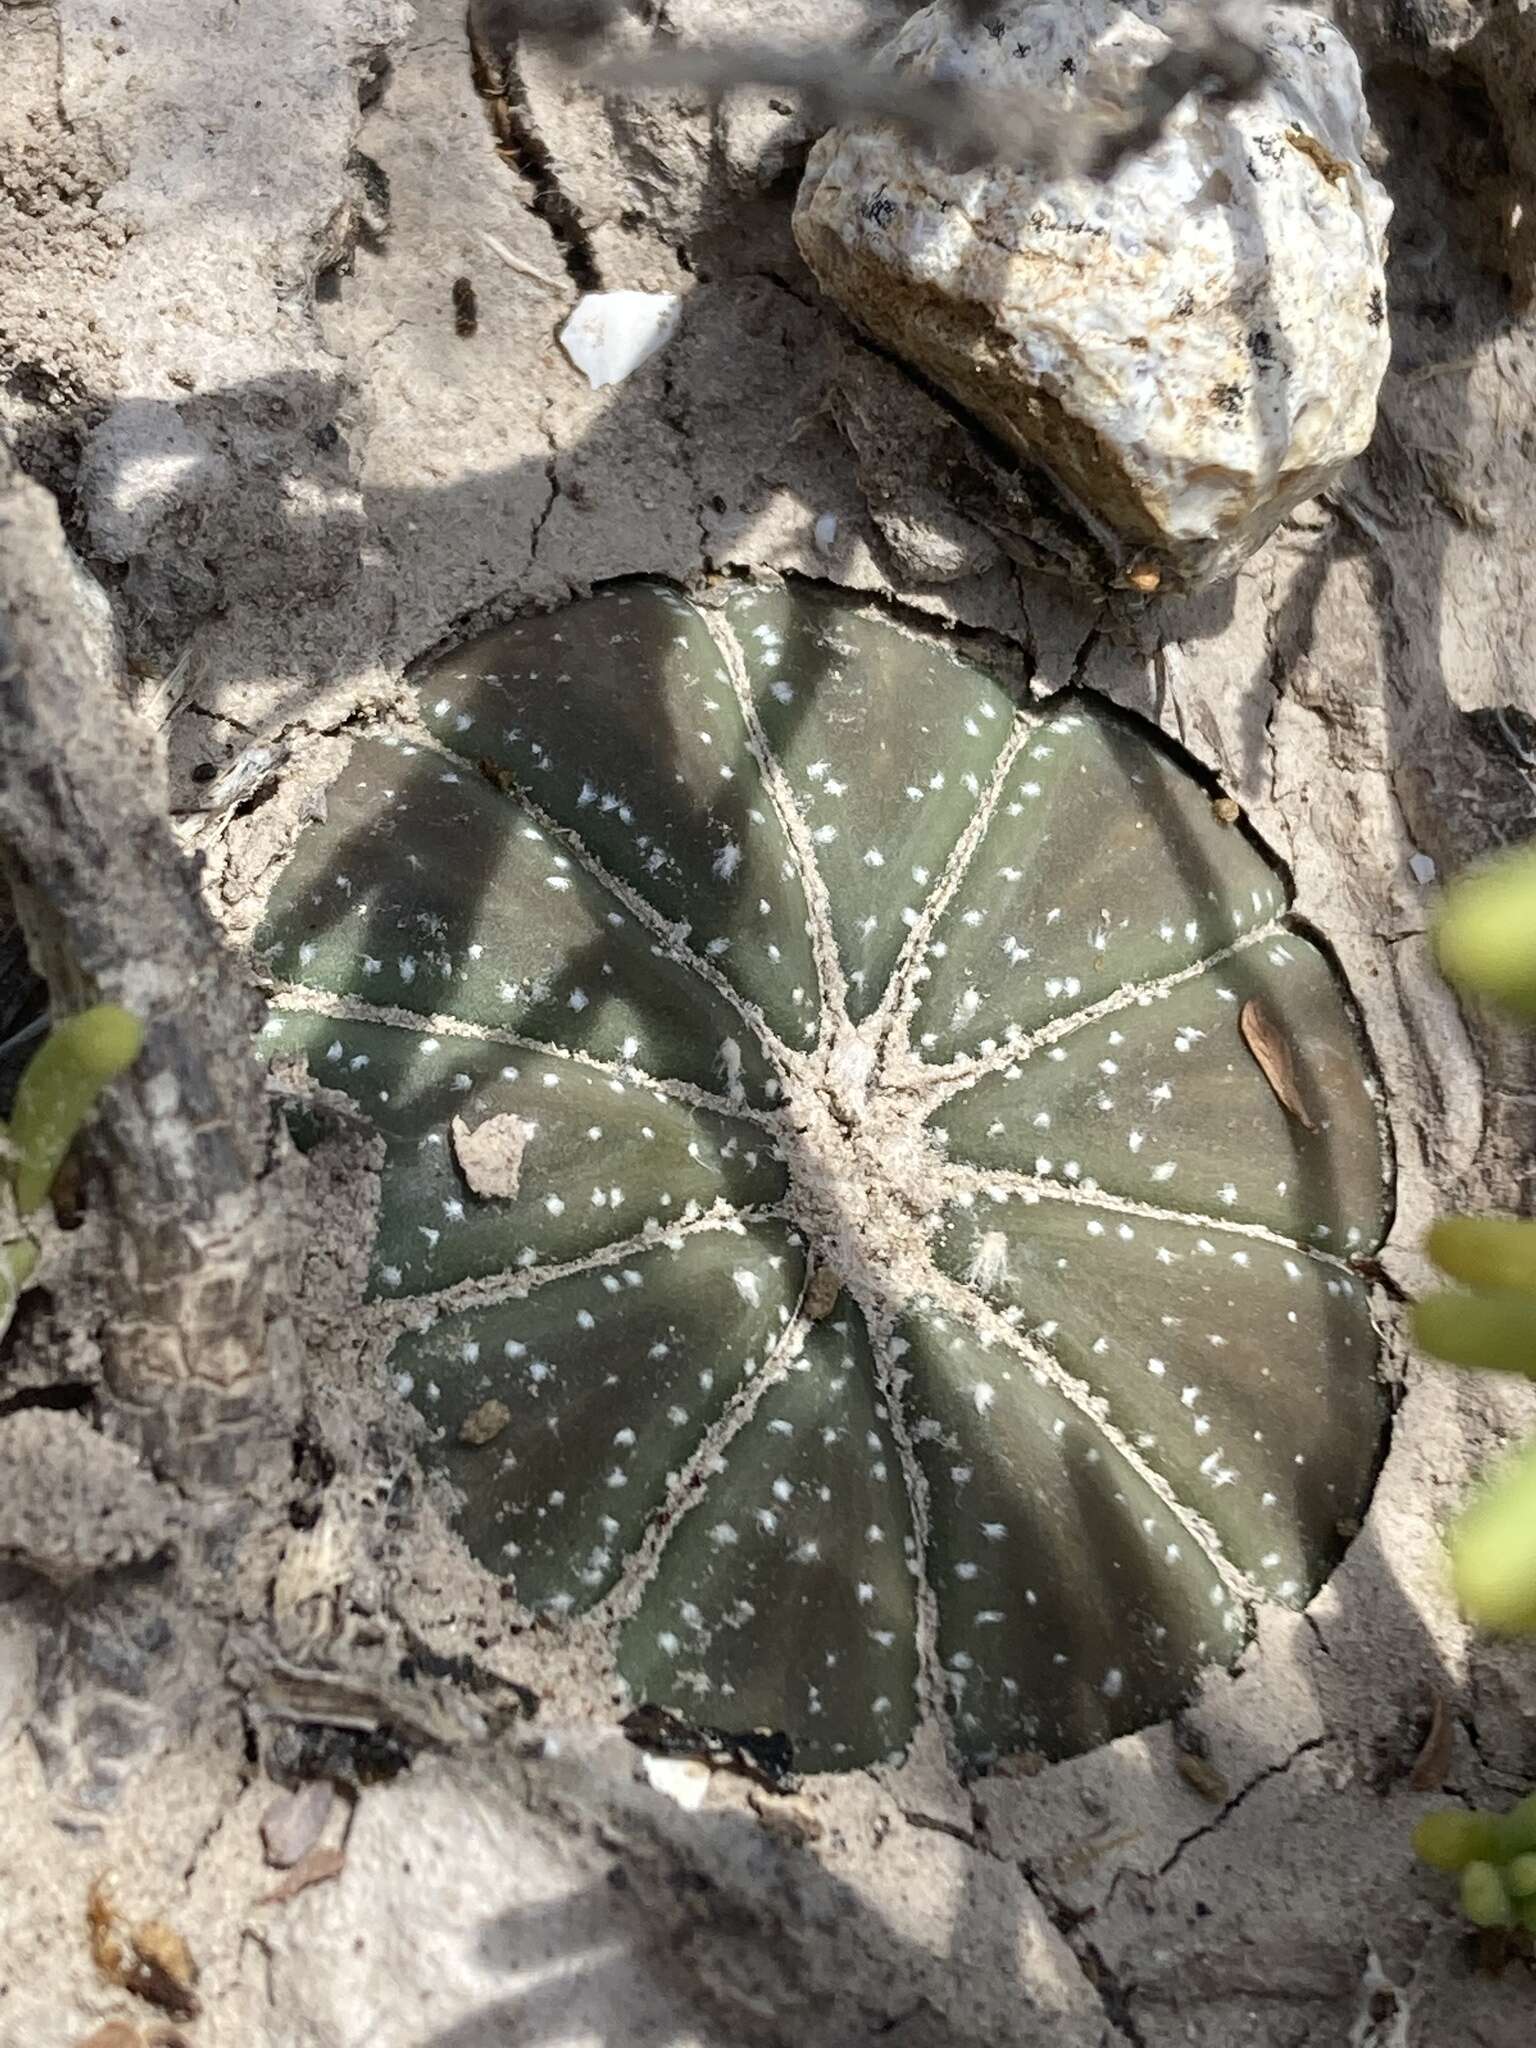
1412, 840, 1536, 1934
0, 1003, 143, 1339
1414, 1793, 1536, 1934
1411, 841, 1536, 1631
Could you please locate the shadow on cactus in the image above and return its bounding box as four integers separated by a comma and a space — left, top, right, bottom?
256, 581, 1389, 1771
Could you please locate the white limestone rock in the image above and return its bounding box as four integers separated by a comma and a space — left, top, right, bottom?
794, 0, 1392, 589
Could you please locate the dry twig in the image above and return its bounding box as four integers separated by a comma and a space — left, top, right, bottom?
470, 0, 1270, 179
0, 447, 298, 1490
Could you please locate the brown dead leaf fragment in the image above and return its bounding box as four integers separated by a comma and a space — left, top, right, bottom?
88, 1877, 127, 1983
1408, 1690, 1454, 1791
86, 1881, 200, 2021
261, 1842, 346, 1904
1175, 1752, 1230, 1803
1239, 998, 1317, 1131
1170, 1710, 1229, 1802
475, 754, 517, 795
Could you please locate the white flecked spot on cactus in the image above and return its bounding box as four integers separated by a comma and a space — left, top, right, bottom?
257, 580, 1386, 1773
793, 0, 1390, 590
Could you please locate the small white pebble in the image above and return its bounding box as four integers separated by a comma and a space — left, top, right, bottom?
559, 291, 680, 389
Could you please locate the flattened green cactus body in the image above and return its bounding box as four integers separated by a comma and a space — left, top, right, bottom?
258, 582, 1389, 1772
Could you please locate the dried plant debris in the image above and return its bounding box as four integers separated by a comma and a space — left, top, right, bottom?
748, 1787, 825, 1846
259, 1711, 426, 1789
86, 1881, 199, 2022
622, 1702, 798, 1793
1170, 1711, 1229, 1803
1407, 1690, 1454, 1793
260, 1845, 347, 1906
477, 0, 1270, 181
1173, 1749, 1230, 1803
257, 581, 1390, 1771
74, 2026, 192, 2048
803, 1262, 842, 1321
1239, 996, 1317, 1130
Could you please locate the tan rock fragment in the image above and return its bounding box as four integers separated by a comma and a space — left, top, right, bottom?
458, 1399, 512, 1447
450, 1111, 534, 1200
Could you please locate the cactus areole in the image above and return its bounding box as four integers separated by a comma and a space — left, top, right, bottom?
258, 582, 1389, 1772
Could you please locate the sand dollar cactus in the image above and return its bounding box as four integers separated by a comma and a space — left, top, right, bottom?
257, 582, 1388, 1770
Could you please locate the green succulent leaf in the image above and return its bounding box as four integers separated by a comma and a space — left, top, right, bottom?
0, 1236, 37, 1346
1413, 1809, 1500, 1873
934, 1195, 1379, 1612
8, 1003, 143, 1216
1434, 841, 1536, 1021
1427, 1214, 1536, 1295
1413, 1291, 1536, 1380
1419, 857, 1536, 1639
257, 582, 1388, 1772
1461, 1859, 1514, 1929
898, 1303, 1245, 1757
1451, 1442, 1536, 1633
259, 728, 780, 1104
723, 584, 1015, 1020
409, 585, 820, 1050
1496, 1793, 1536, 1860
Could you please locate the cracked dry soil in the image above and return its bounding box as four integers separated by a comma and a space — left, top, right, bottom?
3, 0, 1536, 2043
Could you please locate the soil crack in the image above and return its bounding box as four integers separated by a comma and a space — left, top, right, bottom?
1016, 1858, 1149, 2048
468, 11, 602, 290
529, 398, 562, 565
897, 1806, 977, 1847
1153, 1734, 1325, 1883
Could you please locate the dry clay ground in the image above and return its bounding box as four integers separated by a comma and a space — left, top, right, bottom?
4, 0, 1536, 2042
